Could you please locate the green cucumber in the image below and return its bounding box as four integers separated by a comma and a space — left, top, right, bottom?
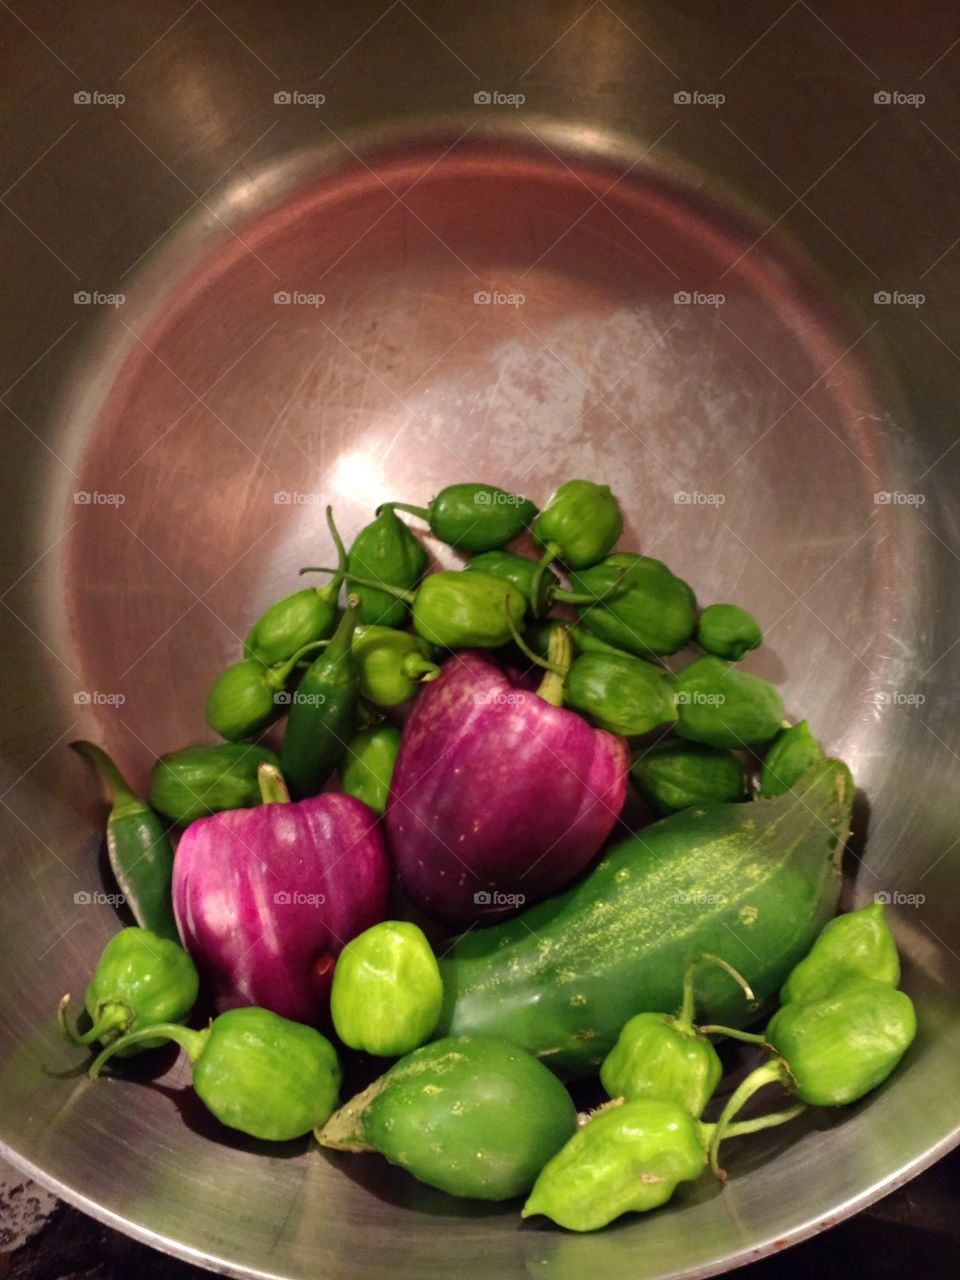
436, 759, 853, 1076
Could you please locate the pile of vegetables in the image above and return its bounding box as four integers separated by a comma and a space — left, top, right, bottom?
59, 478, 917, 1232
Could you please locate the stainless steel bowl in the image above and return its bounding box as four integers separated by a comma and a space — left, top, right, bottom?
1, 2, 958, 1276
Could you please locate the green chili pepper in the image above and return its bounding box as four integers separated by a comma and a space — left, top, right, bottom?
149, 742, 281, 825
244, 506, 348, 665
564, 651, 677, 736
697, 603, 763, 661
303, 565, 527, 650
630, 740, 744, 813
281, 598, 361, 798
381, 483, 537, 552
523, 1098, 706, 1230
780, 901, 900, 1005
759, 719, 824, 798
600, 955, 754, 1117
330, 921, 443, 1056
352, 625, 439, 706
708, 978, 916, 1176
340, 724, 401, 815
571, 553, 697, 656
58, 927, 198, 1056
348, 506, 429, 627
205, 641, 328, 742
89, 1006, 341, 1141
73, 742, 178, 940
674, 654, 785, 747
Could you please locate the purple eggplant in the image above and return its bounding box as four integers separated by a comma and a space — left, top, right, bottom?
173, 765, 389, 1025
385, 644, 629, 923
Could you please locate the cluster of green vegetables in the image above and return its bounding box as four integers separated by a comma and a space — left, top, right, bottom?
58, 477, 917, 1233
60, 901, 914, 1228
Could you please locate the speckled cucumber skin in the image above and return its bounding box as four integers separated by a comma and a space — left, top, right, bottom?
437, 760, 853, 1076
361, 1036, 577, 1199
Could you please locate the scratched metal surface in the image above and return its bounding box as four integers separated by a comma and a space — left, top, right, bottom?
0, 3, 958, 1279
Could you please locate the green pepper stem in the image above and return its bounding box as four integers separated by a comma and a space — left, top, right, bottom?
299, 565, 416, 606
258, 762, 291, 805
400, 652, 441, 683
538, 623, 574, 706
505, 608, 567, 677
551, 567, 629, 607
376, 501, 432, 524
71, 741, 148, 822
677, 954, 756, 1032
707, 1058, 791, 1179
699, 1025, 769, 1045
88, 1020, 211, 1080
719, 1103, 806, 1139
58, 994, 135, 1047
316, 506, 349, 604
529, 541, 561, 618
267, 640, 331, 689
322, 596, 361, 663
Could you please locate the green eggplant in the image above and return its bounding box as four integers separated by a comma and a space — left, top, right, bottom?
759, 720, 824, 798
697, 603, 763, 661
347, 506, 429, 628
630, 740, 744, 813
149, 743, 281, 824
340, 724, 401, 815
674, 655, 785, 748
571, 553, 697, 656
565, 651, 677, 736
381, 483, 537, 552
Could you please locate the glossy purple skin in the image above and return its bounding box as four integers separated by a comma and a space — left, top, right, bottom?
173, 792, 388, 1025
385, 650, 629, 923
